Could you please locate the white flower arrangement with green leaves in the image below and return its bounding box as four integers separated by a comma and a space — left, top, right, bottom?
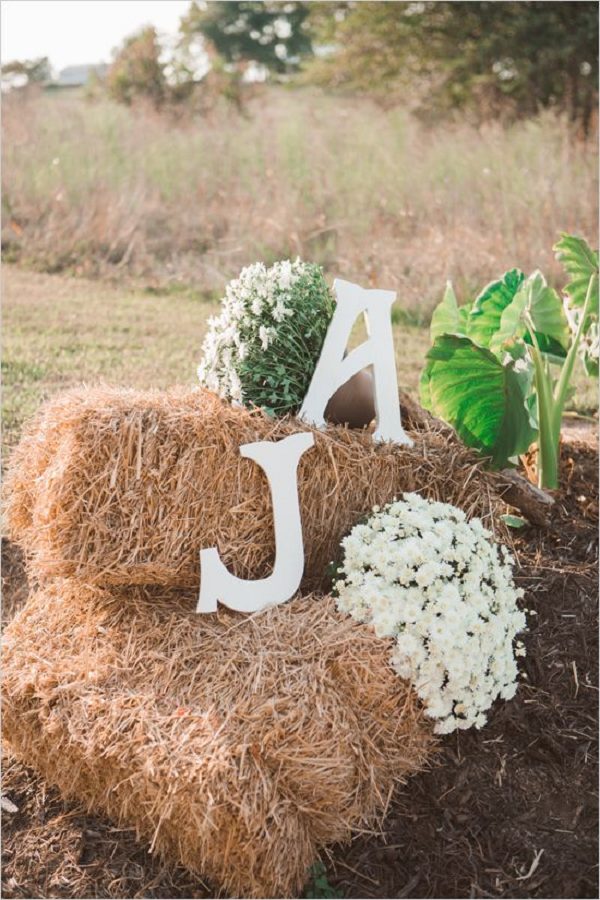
198, 259, 334, 416
333, 493, 527, 734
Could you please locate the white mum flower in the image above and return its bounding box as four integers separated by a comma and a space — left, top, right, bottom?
334, 494, 526, 735
277, 259, 294, 289
259, 325, 272, 350
272, 300, 288, 322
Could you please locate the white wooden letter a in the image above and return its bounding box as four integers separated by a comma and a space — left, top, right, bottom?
197, 431, 314, 614
299, 279, 412, 445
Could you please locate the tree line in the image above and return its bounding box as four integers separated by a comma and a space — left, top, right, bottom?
3, 2, 598, 130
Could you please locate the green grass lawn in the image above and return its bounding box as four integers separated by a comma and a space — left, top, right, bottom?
2, 265, 596, 460
1, 267, 210, 454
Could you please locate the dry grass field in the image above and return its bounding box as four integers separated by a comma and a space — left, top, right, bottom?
2, 87, 598, 318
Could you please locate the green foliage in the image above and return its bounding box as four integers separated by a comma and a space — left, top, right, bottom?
467, 269, 525, 349
237, 265, 334, 416
106, 1, 315, 111
554, 233, 599, 382
420, 234, 599, 487
303, 861, 343, 899
554, 233, 599, 312
500, 513, 528, 529
107, 27, 167, 109
420, 334, 537, 469
308, 2, 598, 129
430, 282, 472, 340
181, 1, 313, 74
490, 271, 570, 356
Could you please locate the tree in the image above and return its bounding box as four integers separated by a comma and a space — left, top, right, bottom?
107, 27, 167, 109
1, 57, 51, 91
308, 2, 598, 130
180, 1, 313, 75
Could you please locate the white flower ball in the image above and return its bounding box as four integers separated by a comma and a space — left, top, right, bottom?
334, 493, 526, 734
197, 258, 334, 416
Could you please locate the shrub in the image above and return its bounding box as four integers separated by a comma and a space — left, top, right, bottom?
198, 259, 334, 416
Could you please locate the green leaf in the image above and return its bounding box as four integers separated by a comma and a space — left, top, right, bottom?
490, 270, 570, 355
430, 281, 464, 340
458, 301, 473, 332
500, 514, 528, 529
419, 334, 538, 469
503, 343, 540, 429
580, 320, 599, 377
583, 353, 599, 377
554, 233, 599, 312
466, 269, 525, 349
303, 862, 343, 900
523, 331, 567, 364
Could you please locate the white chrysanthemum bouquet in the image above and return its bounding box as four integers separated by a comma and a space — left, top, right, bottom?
334, 493, 527, 734
198, 259, 334, 416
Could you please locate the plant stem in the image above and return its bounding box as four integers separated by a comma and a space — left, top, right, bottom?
525, 273, 597, 489
528, 335, 559, 489
551, 273, 597, 438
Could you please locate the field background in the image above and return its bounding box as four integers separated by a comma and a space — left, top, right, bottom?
3, 89, 598, 309
2, 88, 598, 458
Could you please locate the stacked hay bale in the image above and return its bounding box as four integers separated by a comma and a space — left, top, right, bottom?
3, 583, 435, 898
3, 386, 505, 897
5, 386, 504, 589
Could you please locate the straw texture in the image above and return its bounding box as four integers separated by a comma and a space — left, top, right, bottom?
2, 582, 435, 898
5, 385, 504, 590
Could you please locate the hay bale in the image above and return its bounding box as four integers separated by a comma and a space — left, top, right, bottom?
4, 388, 90, 544
5, 385, 504, 589
2, 582, 435, 898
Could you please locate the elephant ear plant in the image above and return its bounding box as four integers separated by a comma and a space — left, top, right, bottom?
420, 234, 598, 489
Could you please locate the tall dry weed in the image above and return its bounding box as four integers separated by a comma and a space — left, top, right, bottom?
2, 86, 598, 315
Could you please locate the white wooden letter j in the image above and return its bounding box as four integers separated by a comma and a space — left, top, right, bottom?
197, 431, 314, 614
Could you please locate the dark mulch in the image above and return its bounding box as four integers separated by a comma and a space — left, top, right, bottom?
2, 438, 598, 899
330, 437, 599, 899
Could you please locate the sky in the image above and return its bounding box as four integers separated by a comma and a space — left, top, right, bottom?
1, 0, 192, 71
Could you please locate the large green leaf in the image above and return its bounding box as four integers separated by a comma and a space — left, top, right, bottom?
430, 282, 460, 340
503, 340, 539, 428
466, 269, 525, 349
458, 302, 473, 333
430, 282, 472, 341
554, 233, 599, 312
490, 270, 570, 356
419, 334, 537, 469
523, 332, 567, 363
